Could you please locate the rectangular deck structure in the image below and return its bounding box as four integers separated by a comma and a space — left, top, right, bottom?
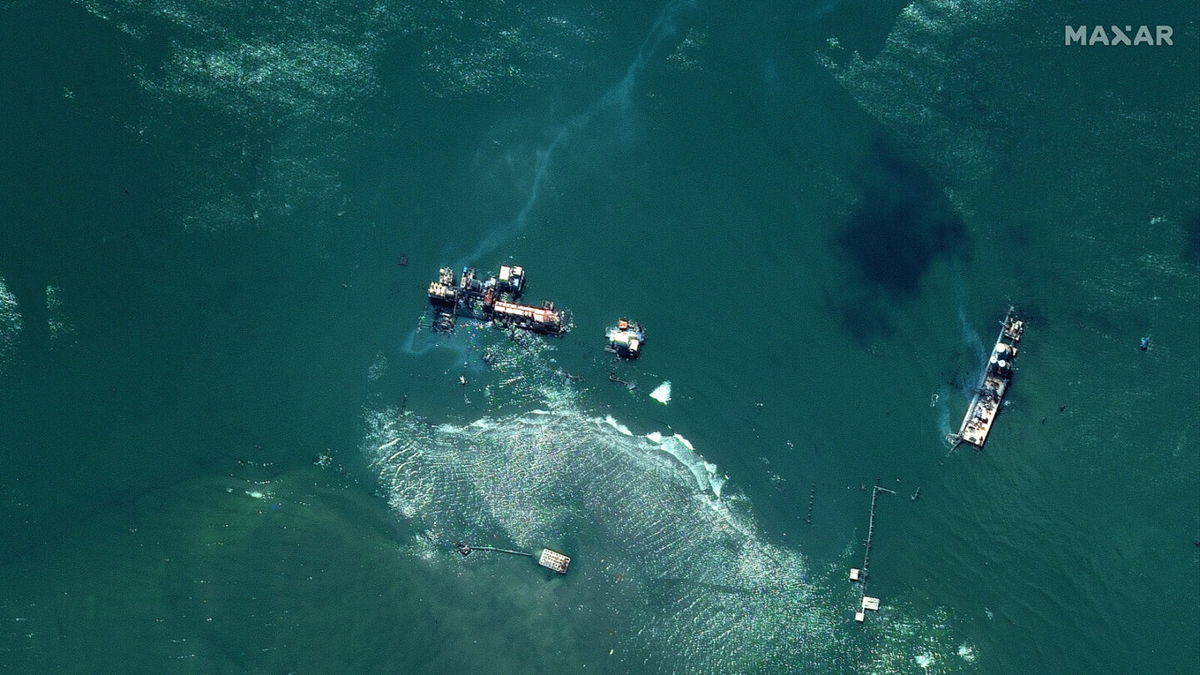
538, 549, 571, 574
948, 308, 1025, 450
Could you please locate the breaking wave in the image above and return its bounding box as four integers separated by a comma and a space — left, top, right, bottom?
363, 337, 972, 671
364, 391, 843, 670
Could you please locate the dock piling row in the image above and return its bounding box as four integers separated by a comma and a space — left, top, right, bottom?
805, 482, 815, 525
850, 485, 894, 623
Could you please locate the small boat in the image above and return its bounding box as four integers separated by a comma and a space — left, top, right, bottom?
1139, 336, 1151, 351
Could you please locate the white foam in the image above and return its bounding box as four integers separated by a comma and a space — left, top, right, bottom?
958, 643, 976, 662
367, 352, 388, 382
603, 415, 635, 436
651, 432, 715, 495
0, 276, 20, 373
363, 270, 967, 668
45, 284, 74, 342
649, 381, 672, 404
601, 422, 722, 497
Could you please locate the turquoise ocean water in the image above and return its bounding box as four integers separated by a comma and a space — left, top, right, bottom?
1, 0, 1197, 672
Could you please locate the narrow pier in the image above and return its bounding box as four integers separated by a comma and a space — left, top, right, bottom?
454, 542, 571, 574
849, 485, 895, 623
455, 543, 533, 558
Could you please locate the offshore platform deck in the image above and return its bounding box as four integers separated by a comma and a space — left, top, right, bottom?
605, 318, 646, 359
947, 307, 1025, 450
427, 264, 568, 335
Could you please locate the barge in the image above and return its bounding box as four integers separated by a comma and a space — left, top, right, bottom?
427, 264, 568, 335
605, 318, 646, 359
537, 548, 571, 574
946, 308, 1025, 450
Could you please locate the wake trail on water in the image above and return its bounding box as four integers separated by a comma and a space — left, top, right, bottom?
454, 0, 692, 267
935, 390, 952, 438
933, 280, 985, 439
958, 304, 986, 379
953, 277, 988, 393
406, 1, 691, 356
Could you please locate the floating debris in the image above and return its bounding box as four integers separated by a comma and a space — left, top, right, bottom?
608, 371, 636, 390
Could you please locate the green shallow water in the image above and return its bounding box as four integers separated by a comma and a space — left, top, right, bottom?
1, 0, 1197, 672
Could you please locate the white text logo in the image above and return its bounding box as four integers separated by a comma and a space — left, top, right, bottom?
1065, 25, 1173, 46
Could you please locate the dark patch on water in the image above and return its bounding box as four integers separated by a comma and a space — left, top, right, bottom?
1184, 214, 1200, 266
942, 353, 975, 393
823, 288, 894, 342
838, 137, 969, 295
831, 136, 968, 340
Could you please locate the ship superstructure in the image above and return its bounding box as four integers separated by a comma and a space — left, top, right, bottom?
947, 308, 1025, 450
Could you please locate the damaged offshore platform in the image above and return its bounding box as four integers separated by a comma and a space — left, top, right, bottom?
605, 318, 646, 359
427, 264, 568, 335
